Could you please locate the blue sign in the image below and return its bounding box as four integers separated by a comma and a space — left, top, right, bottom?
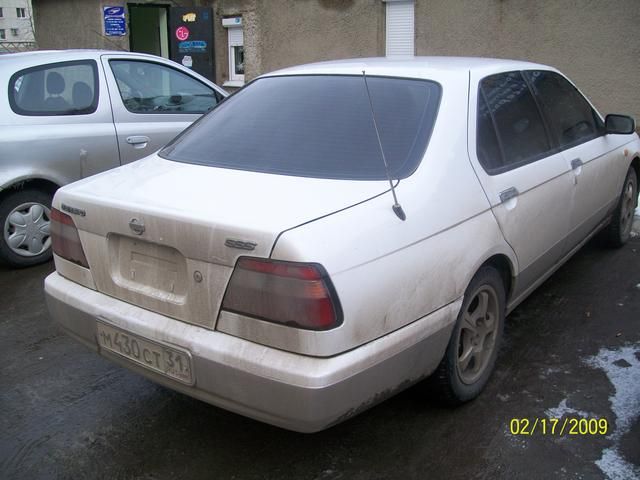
104, 6, 126, 36
178, 40, 207, 53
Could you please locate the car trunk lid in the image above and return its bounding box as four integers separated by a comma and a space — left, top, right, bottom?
54, 154, 388, 329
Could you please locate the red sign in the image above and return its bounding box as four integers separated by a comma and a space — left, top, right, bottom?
175, 26, 190, 41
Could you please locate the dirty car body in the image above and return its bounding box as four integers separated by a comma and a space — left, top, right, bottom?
44, 58, 640, 432
0, 50, 227, 267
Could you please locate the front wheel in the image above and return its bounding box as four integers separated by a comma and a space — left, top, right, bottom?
0, 189, 53, 268
430, 266, 506, 405
602, 167, 637, 248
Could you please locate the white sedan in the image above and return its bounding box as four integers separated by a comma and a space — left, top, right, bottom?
45, 57, 639, 432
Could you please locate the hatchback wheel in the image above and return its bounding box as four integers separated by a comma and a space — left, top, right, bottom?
0, 189, 53, 268
430, 266, 505, 404
603, 167, 638, 248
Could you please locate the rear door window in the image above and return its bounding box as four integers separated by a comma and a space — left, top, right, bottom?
524, 70, 604, 149
9, 60, 98, 116
109, 60, 221, 114
477, 71, 553, 174
160, 75, 441, 180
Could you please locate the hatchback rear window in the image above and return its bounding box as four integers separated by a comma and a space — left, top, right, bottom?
160, 75, 441, 180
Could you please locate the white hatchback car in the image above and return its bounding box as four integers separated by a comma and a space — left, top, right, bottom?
44, 58, 639, 432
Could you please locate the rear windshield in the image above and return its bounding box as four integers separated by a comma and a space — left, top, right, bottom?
160, 75, 441, 180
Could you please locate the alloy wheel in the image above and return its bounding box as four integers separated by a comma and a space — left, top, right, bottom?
456, 285, 500, 385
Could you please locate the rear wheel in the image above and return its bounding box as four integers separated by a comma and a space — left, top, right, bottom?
0, 189, 53, 268
602, 167, 637, 248
430, 266, 505, 405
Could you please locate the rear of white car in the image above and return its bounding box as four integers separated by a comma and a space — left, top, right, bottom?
44, 57, 640, 432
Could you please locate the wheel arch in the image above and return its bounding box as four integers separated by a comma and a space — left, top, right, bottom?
477, 253, 516, 305
0, 178, 60, 204
630, 155, 640, 184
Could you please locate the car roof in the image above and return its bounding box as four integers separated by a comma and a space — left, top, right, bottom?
263, 56, 553, 80
2, 49, 155, 60
0, 49, 178, 72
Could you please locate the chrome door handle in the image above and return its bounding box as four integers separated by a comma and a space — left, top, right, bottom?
126, 135, 150, 145
499, 187, 519, 203
571, 158, 583, 170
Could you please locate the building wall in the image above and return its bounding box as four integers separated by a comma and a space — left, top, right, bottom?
415, 0, 640, 124
0, 0, 35, 46
212, 0, 384, 86
33, 0, 129, 51
29, 0, 640, 123
32, 0, 201, 53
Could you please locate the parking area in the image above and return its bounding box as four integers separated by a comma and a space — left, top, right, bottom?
1, 222, 639, 479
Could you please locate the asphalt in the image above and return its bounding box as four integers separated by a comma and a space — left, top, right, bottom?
1, 221, 639, 480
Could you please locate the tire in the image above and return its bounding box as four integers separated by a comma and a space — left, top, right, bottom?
429, 266, 506, 405
0, 189, 53, 268
602, 167, 638, 248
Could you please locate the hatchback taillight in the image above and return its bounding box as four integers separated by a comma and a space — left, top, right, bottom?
50, 208, 89, 268
221, 257, 342, 330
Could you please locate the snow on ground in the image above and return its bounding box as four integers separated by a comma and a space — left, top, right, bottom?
544, 398, 594, 420
584, 345, 640, 480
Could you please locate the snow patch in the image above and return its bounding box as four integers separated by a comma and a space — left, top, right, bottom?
584, 344, 640, 480
596, 447, 640, 480
544, 398, 593, 419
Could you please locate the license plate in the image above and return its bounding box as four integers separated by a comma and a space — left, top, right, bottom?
96, 321, 194, 385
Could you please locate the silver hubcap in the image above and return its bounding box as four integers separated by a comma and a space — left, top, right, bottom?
456, 286, 499, 385
620, 177, 637, 236
3, 202, 51, 257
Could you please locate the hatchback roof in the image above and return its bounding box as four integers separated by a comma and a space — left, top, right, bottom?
1, 49, 162, 60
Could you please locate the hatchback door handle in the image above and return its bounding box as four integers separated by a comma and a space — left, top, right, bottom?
126, 135, 150, 148
499, 187, 519, 203
571, 158, 583, 170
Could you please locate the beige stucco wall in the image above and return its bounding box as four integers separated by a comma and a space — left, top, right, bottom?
32, 0, 200, 53
415, 0, 640, 123
213, 0, 384, 86
30, 0, 640, 124
33, 0, 129, 51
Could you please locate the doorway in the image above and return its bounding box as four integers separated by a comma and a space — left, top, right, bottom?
128, 4, 169, 58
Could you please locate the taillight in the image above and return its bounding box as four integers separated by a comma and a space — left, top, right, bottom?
50, 208, 89, 268
221, 257, 342, 331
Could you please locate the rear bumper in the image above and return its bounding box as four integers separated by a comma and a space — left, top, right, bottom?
45, 272, 459, 433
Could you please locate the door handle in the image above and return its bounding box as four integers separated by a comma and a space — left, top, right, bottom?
571, 158, 583, 170
126, 136, 150, 149
499, 187, 519, 203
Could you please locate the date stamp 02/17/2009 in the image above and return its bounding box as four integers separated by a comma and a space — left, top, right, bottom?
509, 417, 609, 436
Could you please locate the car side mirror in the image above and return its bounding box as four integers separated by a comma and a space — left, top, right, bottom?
605, 114, 636, 135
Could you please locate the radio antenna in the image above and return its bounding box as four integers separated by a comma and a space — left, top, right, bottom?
362, 70, 406, 221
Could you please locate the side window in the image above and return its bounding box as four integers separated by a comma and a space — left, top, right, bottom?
525, 70, 604, 149
9, 61, 98, 116
109, 60, 220, 114
477, 71, 552, 173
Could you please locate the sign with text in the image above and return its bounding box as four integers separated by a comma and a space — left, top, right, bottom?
103, 6, 126, 36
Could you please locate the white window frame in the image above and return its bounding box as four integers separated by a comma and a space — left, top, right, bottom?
0, 29, 5, 40
384, 0, 415, 57
222, 17, 244, 87
0, 8, 4, 18
10, 28, 18, 37
16, 7, 26, 18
